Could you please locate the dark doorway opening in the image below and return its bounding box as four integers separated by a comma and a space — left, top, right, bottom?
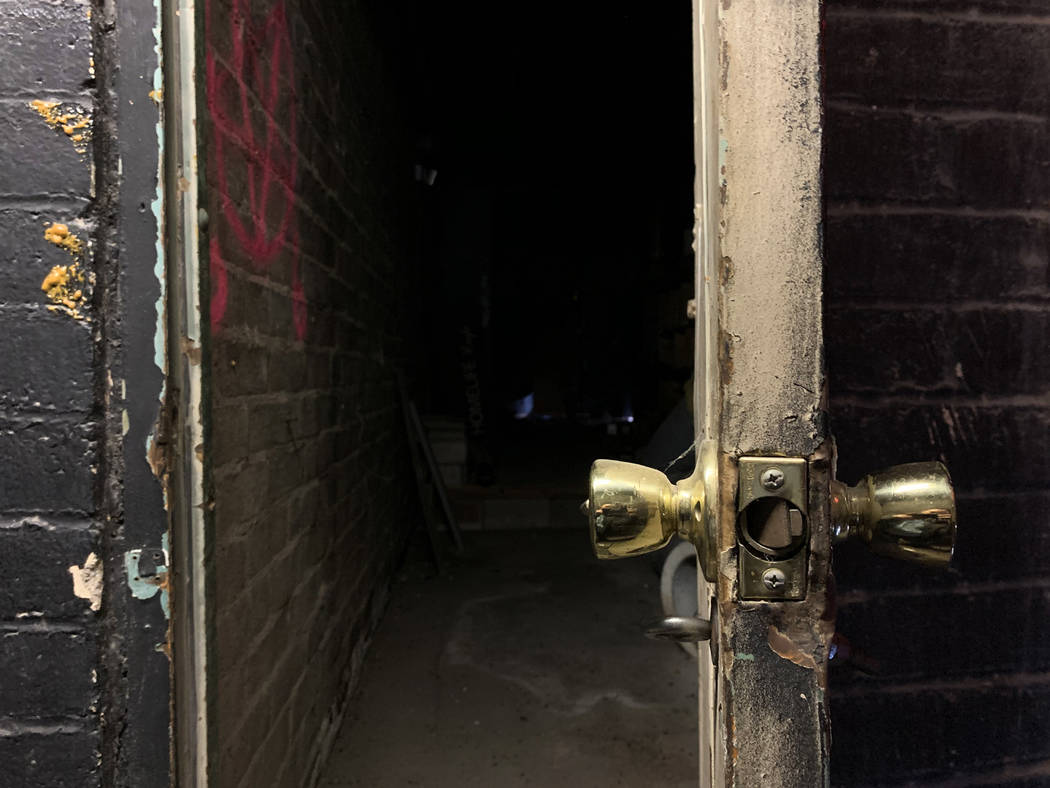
404, 0, 697, 501
317, 2, 700, 784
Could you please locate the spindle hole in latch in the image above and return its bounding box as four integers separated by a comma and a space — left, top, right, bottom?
737, 497, 806, 560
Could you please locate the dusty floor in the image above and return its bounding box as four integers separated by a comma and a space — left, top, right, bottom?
319, 529, 698, 787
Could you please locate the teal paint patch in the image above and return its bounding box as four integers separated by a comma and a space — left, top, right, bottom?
734, 652, 756, 661
149, 0, 166, 384
124, 543, 170, 618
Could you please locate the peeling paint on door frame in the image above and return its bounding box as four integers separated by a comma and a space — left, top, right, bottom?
160, 0, 212, 783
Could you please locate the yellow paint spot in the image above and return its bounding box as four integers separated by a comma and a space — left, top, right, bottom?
30, 99, 57, 116
149, 88, 163, 104
44, 222, 83, 254
29, 99, 92, 155
41, 265, 69, 292
41, 223, 87, 320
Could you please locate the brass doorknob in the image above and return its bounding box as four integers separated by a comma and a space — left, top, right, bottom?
830, 462, 956, 567
585, 460, 694, 559
585, 442, 719, 578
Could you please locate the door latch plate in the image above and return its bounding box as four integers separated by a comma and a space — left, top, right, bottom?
737, 457, 807, 600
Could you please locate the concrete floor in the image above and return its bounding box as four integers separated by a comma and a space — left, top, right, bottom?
319, 529, 698, 787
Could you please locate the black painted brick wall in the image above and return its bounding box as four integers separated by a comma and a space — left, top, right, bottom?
825, 3, 1050, 785
0, 0, 101, 783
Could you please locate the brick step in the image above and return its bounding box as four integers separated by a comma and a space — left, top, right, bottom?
449, 488, 584, 531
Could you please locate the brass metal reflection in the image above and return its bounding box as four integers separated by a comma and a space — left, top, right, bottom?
588, 460, 687, 559
830, 461, 956, 567
586, 441, 719, 580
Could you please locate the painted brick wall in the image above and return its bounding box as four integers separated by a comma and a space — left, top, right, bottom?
0, 0, 170, 785
202, 0, 416, 784
0, 10, 101, 778
825, 3, 1050, 784
0, 1, 107, 784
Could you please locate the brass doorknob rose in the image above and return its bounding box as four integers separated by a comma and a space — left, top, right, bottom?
830, 462, 956, 568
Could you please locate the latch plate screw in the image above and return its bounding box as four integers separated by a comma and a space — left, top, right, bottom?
762, 567, 786, 590
760, 468, 785, 491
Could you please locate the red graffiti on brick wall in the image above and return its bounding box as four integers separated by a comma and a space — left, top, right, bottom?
206, 0, 307, 341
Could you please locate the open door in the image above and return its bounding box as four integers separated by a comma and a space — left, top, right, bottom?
584, 1, 957, 784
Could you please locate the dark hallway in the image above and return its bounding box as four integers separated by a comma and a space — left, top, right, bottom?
204, 0, 699, 785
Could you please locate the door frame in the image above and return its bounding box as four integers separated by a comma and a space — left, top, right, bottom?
692, 0, 832, 784
161, 0, 212, 783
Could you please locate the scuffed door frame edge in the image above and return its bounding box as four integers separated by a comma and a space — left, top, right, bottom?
161, 0, 211, 783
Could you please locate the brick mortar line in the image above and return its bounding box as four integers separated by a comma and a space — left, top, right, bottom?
213, 203, 389, 290
921, 758, 1050, 787
212, 391, 344, 409
0, 189, 87, 202
211, 427, 392, 479
211, 444, 377, 485
833, 668, 1050, 698
0, 196, 89, 210
0, 620, 88, 634
295, 239, 397, 285
0, 417, 97, 431
834, 385, 1050, 397
211, 475, 341, 518
0, 515, 95, 529
0, 303, 97, 317
0, 413, 95, 426
212, 261, 307, 300
826, 6, 1050, 26
0, 0, 84, 6
837, 575, 1050, 606
833, 393, 1050, 408
212, 324, 368, 351
0, 719, 91, 737
0, 98, 93, 114
215, 268, 396, 324
829, 300, 1050, 311
0, 508, 94, 518
216, 383, 392, 402
827, 99, 1050, 125
827, 202, 1050, 220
